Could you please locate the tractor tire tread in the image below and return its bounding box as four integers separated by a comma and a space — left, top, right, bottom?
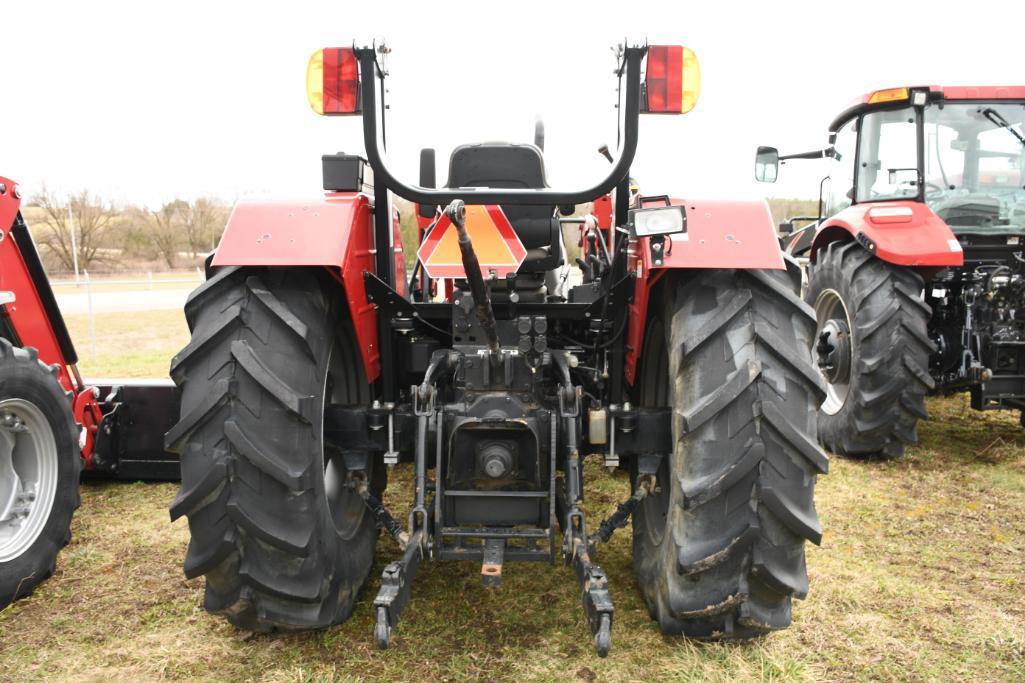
807, 241, 933, 459
166, 267, 378, 631
633, 262, 825, 639
0, 339, 81, 608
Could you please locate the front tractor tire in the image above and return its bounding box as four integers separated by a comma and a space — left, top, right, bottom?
165, 267, 382, 631
0, 339, 80, 608
806, 241, 934, 459
633, 265, 828, 638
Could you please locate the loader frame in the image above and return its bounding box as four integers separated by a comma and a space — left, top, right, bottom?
0, 176, 179, 480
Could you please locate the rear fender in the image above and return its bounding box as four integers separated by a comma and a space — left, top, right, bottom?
809, 201, 963, 267
211, 193, 385, 381
641, 198, 786, 271
625, 198, 785, 386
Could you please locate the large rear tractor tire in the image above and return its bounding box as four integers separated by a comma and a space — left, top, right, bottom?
0, 339, 80, 608
165, 267, 382, 631
806, 240, 934, 459
632, 264, 827, 638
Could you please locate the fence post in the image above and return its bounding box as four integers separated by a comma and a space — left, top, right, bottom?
84, 270, 97, 360
148, 271, 154, 290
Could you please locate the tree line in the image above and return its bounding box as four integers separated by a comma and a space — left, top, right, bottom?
28, 187, 230, 273
24, 191, 818, 275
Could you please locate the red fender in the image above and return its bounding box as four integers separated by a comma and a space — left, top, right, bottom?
211, 192, 398, 382
624, 198, 785, 386
810, 201, 963, 267
643, 198, 785, 271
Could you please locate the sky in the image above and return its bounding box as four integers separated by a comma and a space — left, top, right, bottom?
2, 1, 1024, 209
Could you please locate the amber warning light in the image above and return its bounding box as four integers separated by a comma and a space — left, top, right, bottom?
307, 48, 360, 115
643, 45, 700, 114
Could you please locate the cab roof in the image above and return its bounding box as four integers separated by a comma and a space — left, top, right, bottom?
829, 85, 1025, 133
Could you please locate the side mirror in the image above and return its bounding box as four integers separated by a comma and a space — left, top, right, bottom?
755, 146, 780, 183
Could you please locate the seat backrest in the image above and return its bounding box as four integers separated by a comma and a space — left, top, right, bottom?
446, 143, 554, 224
446, 143, 562, 272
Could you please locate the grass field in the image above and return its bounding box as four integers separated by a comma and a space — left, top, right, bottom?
0, 309, 1023, 681
62, 308, 190, 378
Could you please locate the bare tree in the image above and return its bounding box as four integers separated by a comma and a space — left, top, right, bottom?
33, 186, 118, 271
148, 200, 187, 269
178, 198, 227, 257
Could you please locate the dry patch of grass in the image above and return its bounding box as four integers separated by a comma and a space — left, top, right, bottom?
62, 308, 188, 379
0, 338, 1023, 681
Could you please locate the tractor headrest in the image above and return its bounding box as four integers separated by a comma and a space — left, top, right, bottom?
446, 143, 548, 190
446, 143, 552, 225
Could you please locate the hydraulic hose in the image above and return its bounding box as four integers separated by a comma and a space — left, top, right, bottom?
445, 200, 501, 373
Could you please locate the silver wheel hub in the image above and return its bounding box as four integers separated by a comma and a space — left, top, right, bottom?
0, 399, 59, 563
814, 289, 854, 416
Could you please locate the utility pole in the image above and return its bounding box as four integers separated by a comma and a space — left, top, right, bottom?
67, 202, 80, 283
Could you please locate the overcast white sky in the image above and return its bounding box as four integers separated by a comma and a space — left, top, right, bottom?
2, 1, 1023, 209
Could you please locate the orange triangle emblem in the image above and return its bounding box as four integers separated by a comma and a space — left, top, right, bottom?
417, 205, 527, 279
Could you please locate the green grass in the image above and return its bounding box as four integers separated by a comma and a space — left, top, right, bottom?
1, 308, 1024, 680
62, 308, 188, 378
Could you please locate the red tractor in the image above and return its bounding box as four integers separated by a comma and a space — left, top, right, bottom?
0, 178, 178, 607
163, 42, 827, 655
757, 86, 1025, 457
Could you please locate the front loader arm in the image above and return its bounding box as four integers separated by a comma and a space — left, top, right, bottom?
0, 178, 78, 379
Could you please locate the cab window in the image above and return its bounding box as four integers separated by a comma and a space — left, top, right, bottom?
823, 118, 857, 217
856, 108, 919, 202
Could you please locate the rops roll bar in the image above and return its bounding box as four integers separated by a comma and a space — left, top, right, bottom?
355, 45, 645, 206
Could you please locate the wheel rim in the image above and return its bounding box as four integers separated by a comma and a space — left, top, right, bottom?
641, 456, 670, 546
638, 317, 669, 547
814, 289, 854, 416
323, 343, 369, 540
0, 399, 59, 563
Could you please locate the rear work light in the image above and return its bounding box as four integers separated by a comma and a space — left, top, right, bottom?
307, 47, 360, 115
643, 45, 700, 114
629, 205, 687, 237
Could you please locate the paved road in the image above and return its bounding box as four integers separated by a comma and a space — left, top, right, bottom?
55, 288, 195, 315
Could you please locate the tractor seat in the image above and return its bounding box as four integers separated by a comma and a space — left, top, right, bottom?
446, 143, 563, 273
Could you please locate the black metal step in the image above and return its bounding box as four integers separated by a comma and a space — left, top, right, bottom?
440, 526, 548, 539
443, 489, 548, 498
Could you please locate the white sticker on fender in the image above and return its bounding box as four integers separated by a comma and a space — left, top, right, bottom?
948, 239, 962, 252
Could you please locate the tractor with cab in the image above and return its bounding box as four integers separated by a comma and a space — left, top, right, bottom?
758, 85, 1025, 457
